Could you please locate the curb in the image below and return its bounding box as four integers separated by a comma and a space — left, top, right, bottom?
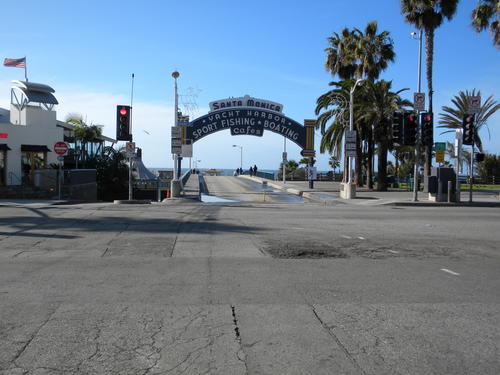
388, 201, 500, 208
113, 199, 151, 205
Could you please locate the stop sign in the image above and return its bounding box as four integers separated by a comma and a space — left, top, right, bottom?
53, 141, 68, 155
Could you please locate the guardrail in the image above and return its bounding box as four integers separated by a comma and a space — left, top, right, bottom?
255, 171, 276, 180
181, 170, 191, 186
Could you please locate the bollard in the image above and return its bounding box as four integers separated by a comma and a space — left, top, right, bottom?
438, 181, 443, 202
447, 181, 452, 203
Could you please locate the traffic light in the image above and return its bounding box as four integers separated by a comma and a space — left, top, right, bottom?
475, 152, 485, 163
462, 113, 475, 145
403, 112, 417, 146
421, 112, 433, 146
116, 105, 132, 141
392, 112, 403, 145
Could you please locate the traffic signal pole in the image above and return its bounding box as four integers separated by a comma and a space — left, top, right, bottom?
469, 141, 474, 203
413, 30, 423, 202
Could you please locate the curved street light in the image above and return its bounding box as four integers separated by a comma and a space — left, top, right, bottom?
411, 31, 423, 202
348, 78, 364, 186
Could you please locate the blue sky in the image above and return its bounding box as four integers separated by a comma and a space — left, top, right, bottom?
1, 0, 498, 171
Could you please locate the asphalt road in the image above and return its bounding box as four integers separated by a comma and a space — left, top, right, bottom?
203, 175, 303, 203
0, 188, 499, 374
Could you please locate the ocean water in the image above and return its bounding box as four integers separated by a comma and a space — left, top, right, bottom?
149, 167, 278, 177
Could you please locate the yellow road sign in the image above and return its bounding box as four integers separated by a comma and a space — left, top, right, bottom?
436, 150, 445, 163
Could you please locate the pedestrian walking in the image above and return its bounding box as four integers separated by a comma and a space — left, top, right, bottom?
253, 165, 258, 176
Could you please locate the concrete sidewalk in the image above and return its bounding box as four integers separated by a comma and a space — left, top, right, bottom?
239, 175, 500, 207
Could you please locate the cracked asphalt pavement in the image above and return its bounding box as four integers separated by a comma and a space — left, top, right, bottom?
0, 198, 499, 374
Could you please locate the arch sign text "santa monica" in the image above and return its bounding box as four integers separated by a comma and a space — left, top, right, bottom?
186, 95, 310, 150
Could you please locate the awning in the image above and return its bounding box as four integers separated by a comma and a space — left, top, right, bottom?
0, 144, 11, 151
21, 145, 51, 152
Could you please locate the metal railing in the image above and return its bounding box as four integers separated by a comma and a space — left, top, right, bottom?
181, 170, 191, 186
255, 171, 276, 180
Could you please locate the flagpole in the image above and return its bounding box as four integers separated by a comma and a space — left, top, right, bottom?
24, 57, 28, 82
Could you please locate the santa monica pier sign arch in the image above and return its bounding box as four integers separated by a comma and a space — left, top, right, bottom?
185, 95, 315, 157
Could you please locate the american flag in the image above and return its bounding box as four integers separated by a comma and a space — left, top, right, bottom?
3, 57, 26, 68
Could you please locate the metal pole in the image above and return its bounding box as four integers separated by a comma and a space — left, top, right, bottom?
469, 142, 474, 203
413, 30, 423, 201
58, 161, 62, 200
348, 88, 354, 184
240, 146, 243, 171
348, 79, 362, 186
455, 130, 462, 203
283, 138, 286, 184
128, 156, 132, 200
173, 72, 179, 179
24, 56, 28, 82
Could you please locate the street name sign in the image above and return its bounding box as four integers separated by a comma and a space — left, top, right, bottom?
435, 142, 446, 151
171, 127, 181, 138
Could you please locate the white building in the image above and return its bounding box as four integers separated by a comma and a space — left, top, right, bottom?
0, 81, 115, 187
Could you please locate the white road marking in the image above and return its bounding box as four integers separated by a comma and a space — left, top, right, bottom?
358, 236, 365, 240
388, 250, 399, 254
441, 268, 460, 276
341, 235, 352, 239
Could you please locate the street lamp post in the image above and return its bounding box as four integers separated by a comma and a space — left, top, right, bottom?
411, 31, 423, 202
342, 78, 363, 199
232, 145, 242, 171
170, 71, 182, 197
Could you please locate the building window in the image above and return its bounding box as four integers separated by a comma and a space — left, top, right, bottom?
21, 151, 47, 185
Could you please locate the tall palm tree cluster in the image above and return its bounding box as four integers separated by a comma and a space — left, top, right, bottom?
316, 1, 498, 191
316, 21, 411, 191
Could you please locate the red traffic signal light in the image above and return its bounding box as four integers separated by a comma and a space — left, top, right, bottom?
462, 113, 475, 145
116, 105, 132, 141
403, 111, 417, 146
421, 112, 433, 146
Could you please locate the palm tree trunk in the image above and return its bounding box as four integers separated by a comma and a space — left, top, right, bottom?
367, 128, 374, 189
395, 151, 399, 187
376, 141, 388, 191
424, 28, 434, 178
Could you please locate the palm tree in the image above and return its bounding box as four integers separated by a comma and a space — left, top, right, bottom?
401, 0, 459, 176
329, 155, 341, 172
354, 21, 396, 80
358, 80, 411, 191
323, 22, 395, 185
315, 80, 354, 182
299, 157, 310, 167
325, 28, 358, 79
471, 0, 499, 47
65, 113, 103, 167
438, 89, 500, 152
